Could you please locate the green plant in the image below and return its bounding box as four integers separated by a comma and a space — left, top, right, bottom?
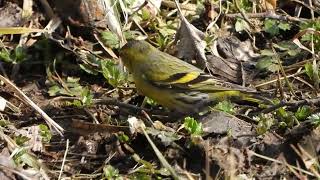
295, 106, 312, 121
48, 77, 85, 97
255, 114, 274, 135
214, 100, 235, 114
183, 117, 203, 136
145, 97, 158, 107
308, 113, 320, 127
276, 107, 297, 127
304, 62, 320, 85
257, 42, 299, 72
14, 135, 30, 146
263, 19, 291, 36
0, 46, 28, 64
300, 20, 320, 51
101, 31, 121, 49
101, 60, 127, 88
39, 124, 52, 143
102, 165, 122, 180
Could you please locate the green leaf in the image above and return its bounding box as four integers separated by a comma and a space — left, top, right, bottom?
117, 133, 129, 143
255, 114, 274, 135
79, 64, 99, 75
276, 107, 296, 127
295, 106, 312, 121
14, 135, 30, 146
101, 31, 120, 48
304, 62, 313, 80
263, 19, 279, 36
159, 27, 176, 38
237, 0, 252, 11
102, 165, 121, 179
47, 77, 88, 97
0, 119, 10, 127
66, 77, 80, 84
141, 8, 151, 20
299, 20, 320, 51
183, 117, 203, 136
278, 22, 291, 31
235, 18, 250, 32
0, 46, 28, 64
308, 113, 320, 127
14, 46, 27, 63
145, 97, 158, 106
260, 49, 274, 56
273, 41, 300, 56
214, 101, 235, 114
0, 49, 11, 62
273, 41, 295, 51
47, 85, 61, 96
287, 49, 299, 56
80, 87, 93, 106
101, 60, 127, 87
256, 56, 279, 72
39, 124, 52, 143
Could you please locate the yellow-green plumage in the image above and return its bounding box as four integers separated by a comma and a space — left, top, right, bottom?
120, 40, 270, 114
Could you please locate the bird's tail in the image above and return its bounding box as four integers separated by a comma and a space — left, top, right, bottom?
208, 90, 273, 107
238, 91, 274, 107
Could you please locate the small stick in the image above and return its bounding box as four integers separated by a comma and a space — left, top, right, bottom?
0, 75, 64, 136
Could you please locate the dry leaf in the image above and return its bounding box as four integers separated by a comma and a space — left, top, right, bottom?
99, 0, 124, 43
174, 0, 207, 69
0, 2, 22, 27
200, 110, 255, 146
216, 36, 259, 61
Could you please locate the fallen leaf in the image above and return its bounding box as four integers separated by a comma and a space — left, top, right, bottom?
200, 110, 255, 146
99, 0, 124, 44
216, 36, 259, 62
0, 2, 22, 27
174, 0, 207, 69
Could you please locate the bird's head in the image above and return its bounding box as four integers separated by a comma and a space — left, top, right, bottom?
119, 40, 152, 72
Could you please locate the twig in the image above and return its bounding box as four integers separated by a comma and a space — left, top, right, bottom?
142, 127, 179, 179
0, 75, 64, 136
161, 0, 196, 11
49, 96, 169, 117
226, 12, 305, 22
262, 97, 320, 113
0, 96, 20, 113
249, 150, 316, 177
234, 0, 255, 28
84, 108, 99, 124
93, 98, 147, 112
58, 139, 69, 180
271, 44, 296, 97
0, 164, 33, 180
255, 69, 304, 88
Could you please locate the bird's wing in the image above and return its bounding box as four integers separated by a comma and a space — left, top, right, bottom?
139, 52, 256, 93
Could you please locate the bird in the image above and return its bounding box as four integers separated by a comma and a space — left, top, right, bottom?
119, 40, 271, 114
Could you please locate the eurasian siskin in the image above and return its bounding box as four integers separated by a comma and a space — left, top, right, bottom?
120, 40, 270, 114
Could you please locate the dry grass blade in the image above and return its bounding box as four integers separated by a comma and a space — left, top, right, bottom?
142, 128, 180, 179
0, 27, 46, 35
0, 75, 64, 136
0, 128, 50, 179
0, 164, 33, 180
249, 150, 317, 177
58, 139, 69, 180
